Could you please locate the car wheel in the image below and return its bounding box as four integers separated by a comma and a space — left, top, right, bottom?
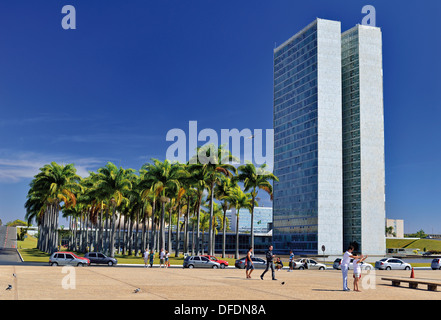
386, 266, 391, 270
220, 264, 225, 269
51, 262, 58, 266
212, 265, 218, 269
188, 264, 194, 269
439, 266, 441, 270
319, 266, 325, 270
405, 266, 410, 270
299, 266, 304, 270
77, 263, 84, 267
108, 261, 113, 266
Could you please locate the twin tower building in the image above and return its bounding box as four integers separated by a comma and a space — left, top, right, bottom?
273, 18, 385, 256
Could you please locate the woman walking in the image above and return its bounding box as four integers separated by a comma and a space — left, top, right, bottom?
246, 247, 254, 279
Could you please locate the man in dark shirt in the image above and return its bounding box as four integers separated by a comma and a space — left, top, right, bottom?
260, 245, 277, 280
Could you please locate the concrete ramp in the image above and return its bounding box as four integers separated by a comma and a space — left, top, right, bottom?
0, 226, 22, 264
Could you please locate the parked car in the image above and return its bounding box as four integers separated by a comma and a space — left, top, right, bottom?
294, 258, 326, 270
49, 252, 90, 267
201, 255, 229, 269
333, 258, 373, 270
183, 256, 221, 269
431, 258, 441, 270
375, 258, 411, 270
84, 252, 118, 266
235, 257, 267, 269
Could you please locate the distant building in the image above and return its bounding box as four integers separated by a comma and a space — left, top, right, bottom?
226, 207, 272, 234
386, 219, 404, 238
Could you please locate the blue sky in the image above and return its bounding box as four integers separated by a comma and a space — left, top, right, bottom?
0, 1, 440, 233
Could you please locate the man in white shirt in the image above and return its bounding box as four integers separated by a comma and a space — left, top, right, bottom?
341, 245, 359, 291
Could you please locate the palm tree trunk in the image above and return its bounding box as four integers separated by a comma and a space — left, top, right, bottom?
110, 208, 116, 257
222, 207, 227, 258
250, 193, 255, 251
160, 201, 165, 251
235, 209, 240, 259
117, 212, 122, 254
195, 194, 202, 255
167, 206, 172, 253
175, 205, 181, 257
208, 183, 215, 256
135, 209, 140, 256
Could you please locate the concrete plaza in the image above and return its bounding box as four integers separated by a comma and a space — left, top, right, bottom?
0, 264, 440, 300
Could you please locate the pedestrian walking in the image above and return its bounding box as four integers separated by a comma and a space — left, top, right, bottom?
341, 245, 359, 291
149, 250, 154, 268
143, 248, 149, 268
159, 248, 165, 268
245, 247, 254, 279
260, 245, 277, 281
288, 250, 294, 272
165, 250, 170, 268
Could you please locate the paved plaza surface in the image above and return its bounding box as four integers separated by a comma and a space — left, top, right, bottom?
0, 264, 440, 300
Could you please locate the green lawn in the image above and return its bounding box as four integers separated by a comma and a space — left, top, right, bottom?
16, 234, 237, 266
386, 238, 441, 252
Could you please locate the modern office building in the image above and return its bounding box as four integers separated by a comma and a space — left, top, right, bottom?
341, 24, 385, 255
273, 18, 385, 256
273, 18, 343, 255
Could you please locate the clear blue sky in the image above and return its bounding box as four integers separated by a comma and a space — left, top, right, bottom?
0, 0, 439, 233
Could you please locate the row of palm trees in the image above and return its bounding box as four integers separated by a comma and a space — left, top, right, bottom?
24, 145, 278, 258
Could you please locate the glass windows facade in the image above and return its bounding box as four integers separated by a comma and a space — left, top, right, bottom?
273, 22, 319, 254
341, 29, 362, 251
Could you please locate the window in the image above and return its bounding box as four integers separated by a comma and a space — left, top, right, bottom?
89, 253, 97, 258
97, 253, 105, 258
201, 257, 209, 262
65, 254, 74, 259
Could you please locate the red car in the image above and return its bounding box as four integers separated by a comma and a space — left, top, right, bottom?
201, 255, 229, 269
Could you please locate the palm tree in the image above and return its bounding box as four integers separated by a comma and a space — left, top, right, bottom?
190, 144, 237, 255
185, 163, 208, 255
141, 159, 188, 252
214, 176, 236, 258
235, 162, 278, 251
222, 186, 254, 259
25, 162, 81, 253
95, 162, 134, 257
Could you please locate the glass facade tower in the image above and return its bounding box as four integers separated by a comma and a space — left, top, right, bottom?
273, 20, 385, 256
273, 19, 343, 255
341, 25, 386, 254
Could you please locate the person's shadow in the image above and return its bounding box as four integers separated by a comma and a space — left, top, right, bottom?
311, 289, 344, 292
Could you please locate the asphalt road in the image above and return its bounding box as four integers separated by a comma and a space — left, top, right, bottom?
0, 226, 22, 265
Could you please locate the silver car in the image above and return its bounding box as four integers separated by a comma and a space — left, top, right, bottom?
294, 258, 326, 270
431, 258, 441, 270
183, 256, 221, 269
49, 252, 90, 267
375, 258, 411, 270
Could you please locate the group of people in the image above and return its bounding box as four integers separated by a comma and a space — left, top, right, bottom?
142, 248, 170, 268
246, 244, 369, 292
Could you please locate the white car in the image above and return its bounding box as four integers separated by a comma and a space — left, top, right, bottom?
375, 258, 411, 270
293, 258, 326, 270
431, 258, 441, 270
